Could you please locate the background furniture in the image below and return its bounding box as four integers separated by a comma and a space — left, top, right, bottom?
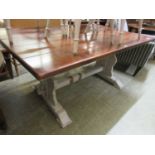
0, 49, 14, 79
114, 20, 155, 75
0, 44, 14, 80
129, 20, 155, 63
115, 42, 155, 75
128, 20, 155, 35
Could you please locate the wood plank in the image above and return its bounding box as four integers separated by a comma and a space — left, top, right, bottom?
0, 26, 155, 80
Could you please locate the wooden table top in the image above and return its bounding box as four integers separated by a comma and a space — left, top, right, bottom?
128, 23, 155, 32
0, 26, 155, 80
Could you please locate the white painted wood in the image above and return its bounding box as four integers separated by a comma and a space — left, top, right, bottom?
3, 19, 13, 45
84, 20, 100, 41
119, 19, 126, 44
64, 19, 69, 36
0, 51, 4, 66
53, 65, 103, 90
36, 78, 72, 128
111, 20, 115, 45
96, 54, 123, 89
35, 49, 125, 127
60, 19, 65, 36
104, 19, 128, 45
44, 19, 50, 38
85, 19, 98, 33
104, 19, 110, 31
73, 19, 81, 55
104, 19, 116, 44
35, 62, 106, 127
97, 19, 100, 26
60, 19, 69, 36
138, 19, 143, 40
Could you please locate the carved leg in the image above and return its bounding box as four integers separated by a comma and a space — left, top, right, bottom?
68, 20, 74, 37
73, 19, 81, 55
138, 19, 143, 40
60, 19, 69, 37
97, 19, 100, 29
60, 19, 64, 34
85, 19, 99, 40
103, 19, 110, 39
3, 51, 14, 78
12, 56, 19, 76
96, 54, 123, 89
104, 19, 110, 33
85, 19, 97, 33
119, 19, 125, 44
4, 19, 13, 45
110, 20, 115, 45
64, 20, 69, 36
44, 19, 50, 38
85, 19, 92, 33
36, 78, 72, 128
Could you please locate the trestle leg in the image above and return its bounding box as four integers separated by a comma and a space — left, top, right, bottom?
36, 78, 72, 128
96, 54, 123, 89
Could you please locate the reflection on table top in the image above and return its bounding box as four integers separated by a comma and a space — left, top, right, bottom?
0, 26, 155, 80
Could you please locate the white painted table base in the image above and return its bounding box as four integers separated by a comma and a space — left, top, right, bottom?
96, 54, 123, 89
36, 78, 72, 128
36, 54, 122, 127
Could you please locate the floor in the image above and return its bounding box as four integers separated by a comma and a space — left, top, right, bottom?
0, 60, 155, 135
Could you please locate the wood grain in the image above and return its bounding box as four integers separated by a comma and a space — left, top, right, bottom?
0, 26, 155, 80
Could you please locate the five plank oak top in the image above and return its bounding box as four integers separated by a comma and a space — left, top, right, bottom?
0, 26, 155, 80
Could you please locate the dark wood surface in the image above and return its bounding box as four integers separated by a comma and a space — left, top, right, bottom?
0, 108, 7, 131
0, 26, 155, 80
1, 50, 14, 79
0, 45, 14, 79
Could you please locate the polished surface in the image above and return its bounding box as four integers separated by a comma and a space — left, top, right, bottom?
0, 26, 155, 80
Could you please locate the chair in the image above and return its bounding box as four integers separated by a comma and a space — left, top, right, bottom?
0, 48, 14, 79
0, 50, 4, 66
0, 52, 7, 133
44, 19, 102, 55
0, 50, 7, 79
3, 19, 19, 76
115, 42, 155, 75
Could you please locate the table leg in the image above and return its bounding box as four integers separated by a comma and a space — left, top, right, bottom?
138, 19, 143, 40
110, 20, 115, 45
12, 57, 19, 76
36, 78, 72, 128
3, 51, 14, 78
96, 54, 123, 89
3, 19, 13, 45
60, 19, 69, 37
44, 20, 50, 38
73, 19, 81, 55
119, 19, 125, 44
